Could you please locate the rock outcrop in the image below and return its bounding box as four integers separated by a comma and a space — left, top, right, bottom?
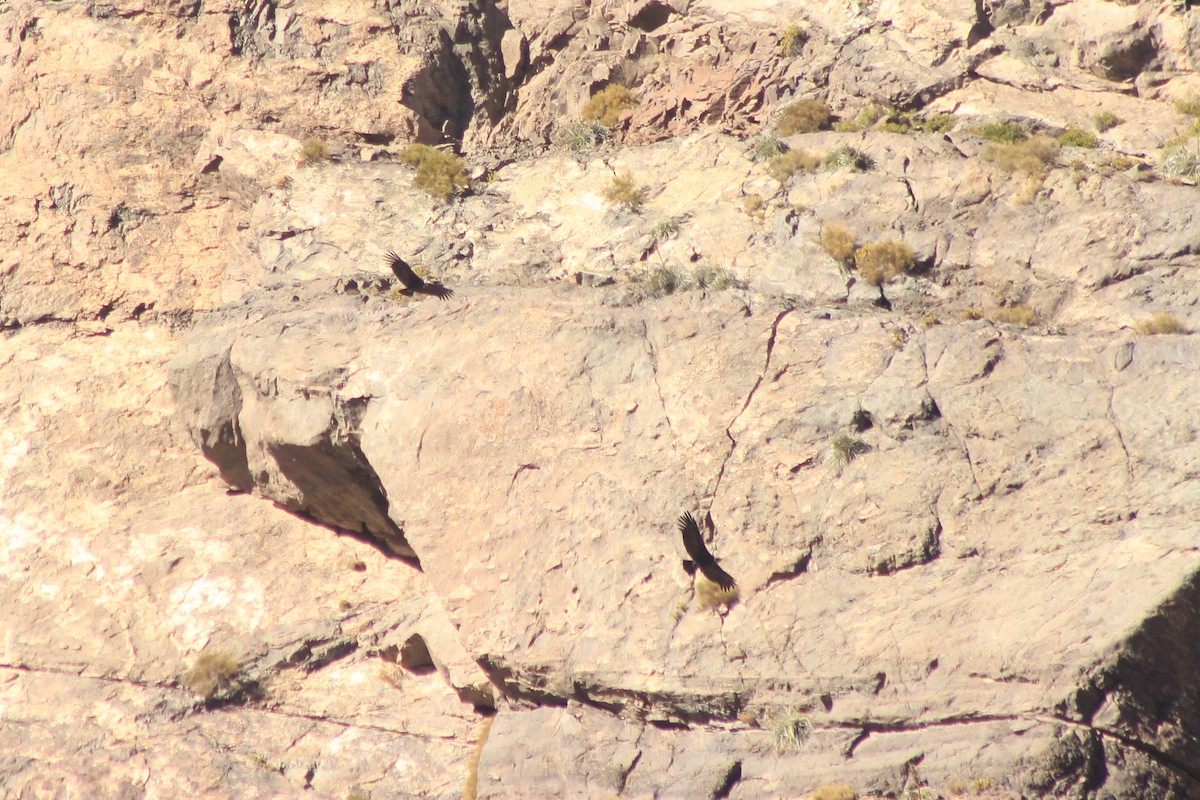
4, 0, 1200, 797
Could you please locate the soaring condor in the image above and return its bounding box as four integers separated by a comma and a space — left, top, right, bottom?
386, 251, 454, 300
678, 511, 736, 591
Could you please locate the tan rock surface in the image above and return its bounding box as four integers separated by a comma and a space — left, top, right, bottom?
4, 0, 1200, 797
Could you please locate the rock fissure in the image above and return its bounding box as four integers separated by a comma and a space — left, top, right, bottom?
710, 306, 794, 502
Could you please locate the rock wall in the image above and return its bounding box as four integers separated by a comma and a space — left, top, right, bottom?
3, 0, 1200, 798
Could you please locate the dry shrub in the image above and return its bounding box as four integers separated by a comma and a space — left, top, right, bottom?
820, 223, 857, 264
184, 649, 241, 700
603, 171, 646, 211
299, 138, 330, 164
696, 577, 739, 611
582, 84, 638, 127
1058, 127, 1098, 148
1136, 313, 1188, 334
777, 99, 831, 135
854, 239, 915, 286
772, 708, 813, 752
768, 148, 822, 183
834, 102, 886, 132
991, 304, 1039, 326
810, 784, 856, 800
1093, 110, 1122, 132
779, 24, 805, 55
401, 144, 470, 201
981, 136, 1059, 175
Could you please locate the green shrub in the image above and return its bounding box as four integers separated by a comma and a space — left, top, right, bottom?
651, 217, 681, 241
751, 134, 787, 162
1136, 313, 1188, 334
647, 266, 687, 296
299, 138, 330, 164
823, 145, 874, 171
777, 99, 831, 135
1160, 142, 1200, 181
834, 102, 886, 132
1058, 126, 1098, 148
981, 135, 1059, 175
820, 223, 857, 264
830, 432, 870, 473
561, 120, 610, 152
694, 265, 746, 290
1175, 93, 1200, 118
854, 239, 914, 285
973, 121, 1027, 143
779, 24, 805, 55
1093, 110, 1123, 132
879, 110, 956, 135
768, 148, 822, 183
582, 84, 638, 127
603, 171, 646, 211
401, 144, 470, 201
184, 649, 243, 701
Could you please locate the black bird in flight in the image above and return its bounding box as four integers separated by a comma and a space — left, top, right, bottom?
678, 511, 736, 591
385, 251, 454, 300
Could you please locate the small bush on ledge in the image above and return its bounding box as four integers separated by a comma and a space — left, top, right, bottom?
299, 138, 331, 164
603, 171, 646, 212
776, 99, 831, 135
768, 149, 822, 183
401, 144, 470, 202
582, 84, 638, 127
1135, 313, 1188, 334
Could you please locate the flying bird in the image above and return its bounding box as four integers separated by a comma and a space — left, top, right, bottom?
678, 511, 736, 591
385, 251, 454, 300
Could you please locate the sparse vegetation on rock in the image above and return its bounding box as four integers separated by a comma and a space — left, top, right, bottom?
183, 649, 243, 702
603, 171, 646, 211
810, 784, 856, 800
1058, 127, 1098, 148
582, 84, 638, 127
992, 304, 1039, 326
1093, 110, 1122, 132
400, 144, 470, 202
776, 99, 831, 135
829, 431, 870, 474
854, 238, 915, 286
768, 148, 822, 183
981, 136, 1059, 175
771, 708, 813, 752
972, 121, 1027, 143
299, 138, 331, 164
820, 223, 857, 265
1135, 313, 1188, 334
561, 120, 610, 153
824, 145, 874, 171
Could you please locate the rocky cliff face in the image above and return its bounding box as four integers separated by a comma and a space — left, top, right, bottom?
4, 0, 1200, 798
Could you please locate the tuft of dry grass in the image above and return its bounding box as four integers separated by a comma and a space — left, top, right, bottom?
583, 84, 638, 127
768, 148, 823, 183
820, 223, 857, 265
991, 304, 1039, 326
1135, 313, 1188, 335
834, 102, 886, 132
779, 24, 806, 55
184, 649, 242, 700
777, 99, 831, 135
299, 138, 330, 164
854, 239, 915, 286
981, 136, 1059, 175
603, 171, 646, 211
810, 784, 857, 800
695, 577, 739, 611
771, 708, 814, 752
1093, 110, 1122, 132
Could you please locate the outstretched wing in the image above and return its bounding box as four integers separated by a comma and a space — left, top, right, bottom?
677, 511, 736, 591
386, 251, 425, 291
416, 282, 455, 300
